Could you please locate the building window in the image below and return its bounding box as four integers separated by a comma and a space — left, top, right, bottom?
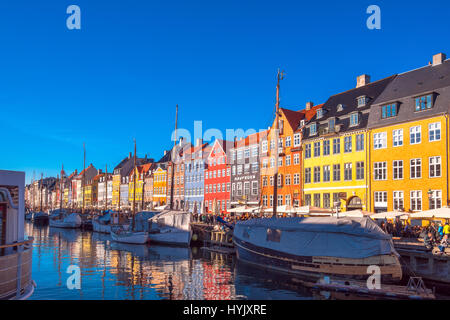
374, 162, 387, 180
356, 161, 364, 180
269, 159, 274, 169
393, 129, 403, 147
393, 191, 404, 210
285, 174, 291, 185
244, 182, 250, 195
374, 191, 388, 207
333, 164, 341, 181
313, 167, 320, 183
314, 194, 321, 207
269, 195, 273, 207
415, 94, 433, 111
285, 155, 291, 166
323, 193, 331, 208
310, 124, 317, 136
393, 160, 403, 180
262, 176, 268, 187
381, 103, 397, 119
314, 142, 320, 157
285, 136, 291, 147
304, 169, 311, 184
429, 156, 441, 178
374, 132, 387, 149
305, 144, 311, 158
277, 195, 283, 206
344, 136, 352, 153
305, 194, 311, 206
350, 113, 359, 126
410, 126, 421, 144
429, 122, 441, 142
293, 153, 300, 165
410, 158, 422, 179
355, 134, 364, 151
236, 183, 242, 196
429, 190, 442, 209
262, 195, 268, 207
293, 173, 300, 185
269, 176, 274, 186
262, 140, 268, 153
357, 96, 368, 107
285, 194, 291, 206
323, 165, 331, 182
317, 108, 324, 119
410, 190, 422, 211
333, 138, 340, 154
323, 140, 330, 155
344, 163, 352, 181
294, 133, 301, 147
328, 118, 335, 132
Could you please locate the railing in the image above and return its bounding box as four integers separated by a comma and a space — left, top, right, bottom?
0, 237, 34, 300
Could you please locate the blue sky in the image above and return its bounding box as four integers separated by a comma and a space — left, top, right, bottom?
0, 0, 449, 183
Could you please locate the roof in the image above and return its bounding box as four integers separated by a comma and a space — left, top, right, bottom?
368, 59, 450, 129
234, 130, 268, 148
302, 75, 397, 140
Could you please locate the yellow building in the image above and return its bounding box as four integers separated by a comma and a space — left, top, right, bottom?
367, 54, 450, 212
152, 165, 167, 206
127, 163, 152, 208
302, 75, 396, 211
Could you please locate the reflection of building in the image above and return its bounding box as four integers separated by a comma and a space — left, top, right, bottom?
202, 261, 234, 300
302, 75, 395, 211
368, 53, 450, 212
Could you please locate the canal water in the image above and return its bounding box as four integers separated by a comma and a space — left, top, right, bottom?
25, 222, 450, 300
25, 222, 316, 300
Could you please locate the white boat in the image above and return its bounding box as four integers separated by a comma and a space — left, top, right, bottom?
148, 210, 192, 246
1, 170, 35, 300
110, 225, 148, 244
49, 212, 82, 228
92, 211, 113, 233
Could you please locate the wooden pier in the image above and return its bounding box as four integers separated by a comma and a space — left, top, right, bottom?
393, 238, 450, 286
191, 223, 234, 251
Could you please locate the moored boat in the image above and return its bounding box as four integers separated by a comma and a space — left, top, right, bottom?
110, 225, 148, 244
148, 210, 192, 246
33, 211, 49, 224
233, 216, 403, 283
49, 212, 82, 228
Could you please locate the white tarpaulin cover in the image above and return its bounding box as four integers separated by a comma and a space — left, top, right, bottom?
234, 217, 397, 259
410, 207, 450, 219
371, 211, 409, 220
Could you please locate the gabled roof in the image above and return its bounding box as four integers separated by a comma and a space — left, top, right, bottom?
368, 59, 450, 128
234, 130, 268, 148
302, 75, 396, 140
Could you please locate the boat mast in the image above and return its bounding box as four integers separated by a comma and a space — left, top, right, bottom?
169, 104, 178, 210
132, 139, 137, 230
104, 164, 108, 212
82, 143, 86, 215
141, 167, 146, 211
60, 164, 63, 217
40, 173, 43, 212
273, 69, 284, 218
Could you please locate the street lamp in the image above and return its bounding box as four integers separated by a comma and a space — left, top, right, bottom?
427, 189, 433, 209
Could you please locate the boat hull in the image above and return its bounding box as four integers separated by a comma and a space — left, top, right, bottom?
148, 230, 192, 246
92, 220, 111, 233
49, 219, 81, 228
233, 237, 402, 283
111, 231, 149, 244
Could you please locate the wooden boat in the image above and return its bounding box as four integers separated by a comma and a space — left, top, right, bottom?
233, 216, 403, 283
148, 210, 192, 246
110, 225, 148, 244
33, 211, 49, 224
297, 276, 435, 300
49, 212, 82, 228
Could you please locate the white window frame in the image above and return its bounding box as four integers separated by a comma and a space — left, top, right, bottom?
410, 126, 421, 145
393, 129, 403, 147
429, 122, 441, 142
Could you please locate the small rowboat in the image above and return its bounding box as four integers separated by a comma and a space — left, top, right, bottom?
110, 225, 148, 245
296, 276, 435, 300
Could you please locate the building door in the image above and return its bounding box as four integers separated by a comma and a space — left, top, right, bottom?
346, 196, 363, 210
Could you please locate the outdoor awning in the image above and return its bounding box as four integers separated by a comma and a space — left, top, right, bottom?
371, 211, 410, 220
337, 209, 374, 218
409, 207, 450, 219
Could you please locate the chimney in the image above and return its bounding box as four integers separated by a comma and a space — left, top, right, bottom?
433, 53, 446, 66
305, 101, 314, 111
356, 74, 371, 88
196, 138, 202, 147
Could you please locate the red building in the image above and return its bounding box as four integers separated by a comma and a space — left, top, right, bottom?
204, 139, 233, 214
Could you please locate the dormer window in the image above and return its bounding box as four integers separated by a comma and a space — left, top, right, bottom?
415, 94, 433, 111
349, 113, 359, 127
316, 109, 324, 119
310, 123, 317, 135
357, 96, 369, 107
300, 120, 305, 127
381, 103, 398, 119
328, 118, 336, 132
337, 104, 344, 112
